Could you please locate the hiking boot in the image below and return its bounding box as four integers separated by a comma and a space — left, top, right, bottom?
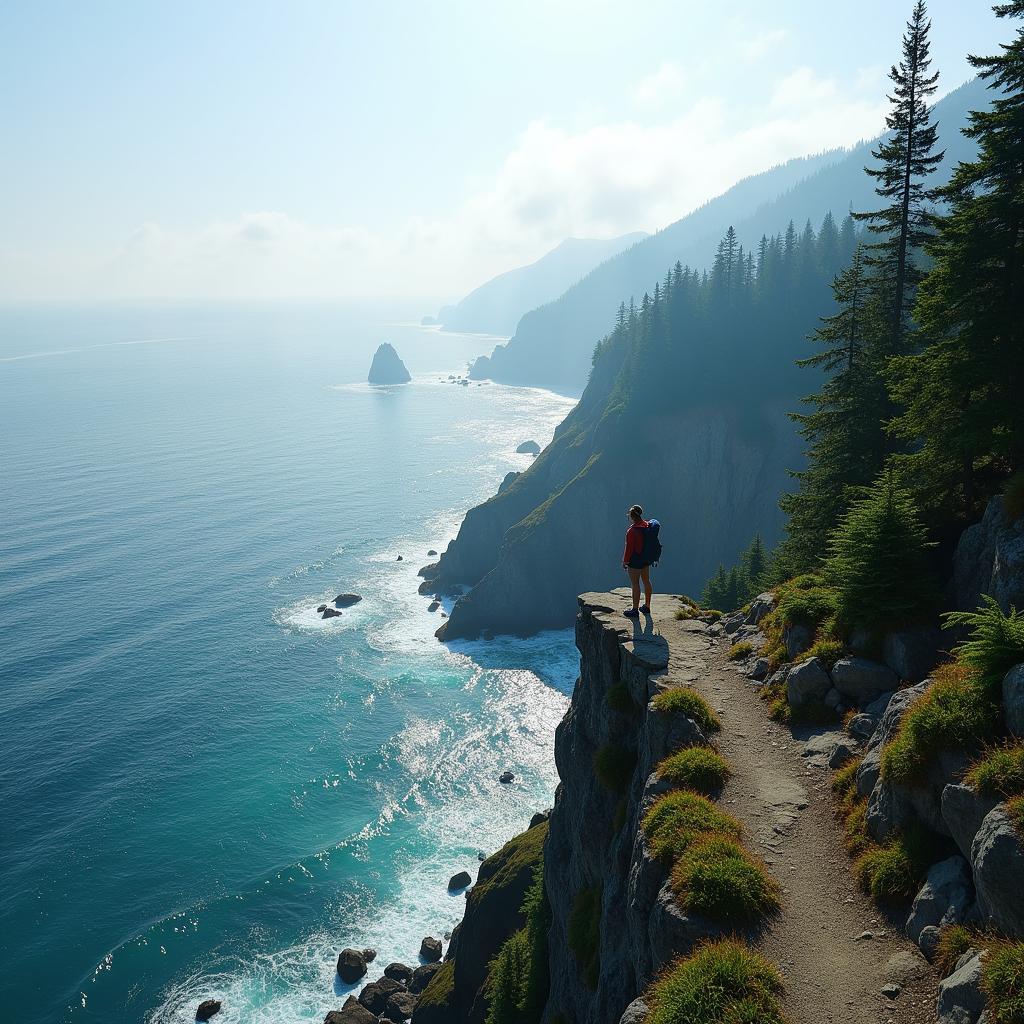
623, 608, 640, 618
639, 604, 650, 614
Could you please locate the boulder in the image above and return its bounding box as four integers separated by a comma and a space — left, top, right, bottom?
336, 948, 368, 984
722, 613, 744, 634
905, 855, 974, 944
883, 628, 944, 682
383, 962, 413, 986
382, 990, 418, 1022
829, 737, 860, 769
831, 657, 898, 702
942, 783, 1000, 861
866, 749, 967, 841
427, 549, 437, 556
428, 600, 440, 612
846, 712, 877, 743
396, 555, 404, 561
515, 440, 541, 454
529, 809, 551, 828
619, 997, 651, 1024
824, 687, 843, 710
317, 604, 327, 613
409, 962, 441, 993
936, 950, 986, 1024
358, 977, 404, 1015
748, 657, 770, 681
419, 935, 443, 962
321, 607, 343, 619
367, 342, 412, 384
335, 593, 362, 608
856, 682, 929, 798
744, 592, 775, 627
448, 870, 472, 890
972, 806, 1024, 936
787, 657, 832, 707
784, 622, 814, 661
1003, 663, 1024, 737
362, 948, 376, 963
499, 770, 514, 784
196, 1001, 221, 1021
324, 1004, 377, 1024
918, 925, 942, 962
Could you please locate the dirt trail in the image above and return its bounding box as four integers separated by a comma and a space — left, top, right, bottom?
640, 593, 939, 1024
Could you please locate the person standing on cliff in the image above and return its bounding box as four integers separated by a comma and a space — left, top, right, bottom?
622, 505, 654, 618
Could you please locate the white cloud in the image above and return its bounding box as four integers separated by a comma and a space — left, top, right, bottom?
739, 27, 788, 60
1, 66, 888, 304
631, 62, 689, 108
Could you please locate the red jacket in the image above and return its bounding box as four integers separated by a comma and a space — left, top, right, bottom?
623, 520, 649, 565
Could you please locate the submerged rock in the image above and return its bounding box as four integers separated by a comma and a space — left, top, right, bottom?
335, 593, 362, 608
499, 770, 515, 784
367, 342, 411, 384
195, 1000, 221, 1021
321, 607, 343, 619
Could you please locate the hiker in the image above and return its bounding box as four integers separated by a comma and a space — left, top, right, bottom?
622, 504, 659, 618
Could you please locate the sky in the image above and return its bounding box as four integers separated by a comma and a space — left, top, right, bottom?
0, 0, 1010, 307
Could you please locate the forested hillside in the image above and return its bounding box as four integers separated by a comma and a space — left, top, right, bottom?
469, 77, 988, 394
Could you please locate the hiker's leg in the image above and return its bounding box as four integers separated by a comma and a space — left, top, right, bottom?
628, 568, 641, 610
641, 566, 653, 606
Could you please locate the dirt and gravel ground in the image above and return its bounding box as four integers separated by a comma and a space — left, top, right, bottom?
632, 593, 939, 1024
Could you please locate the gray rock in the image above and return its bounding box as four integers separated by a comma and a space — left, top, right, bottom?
918, 925, 942, 961
784, 622, 814, 660
336, 948, 368, 984
936, 950, 986, 1024
881, 983, 901, 999
867, 750, 967, 842
367, 342, 411, 384
883, 628, 944, 682
409, 962, 441, 993
824, 687, 843, 710
358, 978, 403, 1015
723, 614, 744, 634
419, 936, 443, 962
323, 1003, 377, 1024
618, 997, 650, 1024
801, 730, 846, 770
829, 737, 860, 769
748, 657, 770, 681
1003, 663, 1024, 737
529, 809, 551, 828
942, 783, 1000, 861
856, 682, 929, 798
428, 600, 440, 612
972, 806, 1024, 937
953, 495, 1024, 614
447, 870, 472, 890
497, 471, 519, 493
334, 593, 362, 608
905, 855, 974, 943
499, 770, 514, 784
382, 991, 417, 1022
846, 713, 876, 743
831, 656, 898, 702
196, 1001, 221, 1022
787, 657, 832, 707
321, 606, 343, 619
515, 440, 541, 454
383, 963, 413, 986
744, 592, 775, 626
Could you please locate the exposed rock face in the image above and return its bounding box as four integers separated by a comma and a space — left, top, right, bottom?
497, 471, 519, 494
1003, 663, 1024, 737
856, 682, 929, 799
883, 628, 944, 682
953, 495, 1024, 613
831, 657, 898, 702
971, 806, 1024, 936
786, 657, 832, 706
942, 784, 1000, 862
542, 594, 722, 1024
368, 343, 412, 384
936, 950, 986, 1024
409, 963, 441, 994
384, 990, 418, 1022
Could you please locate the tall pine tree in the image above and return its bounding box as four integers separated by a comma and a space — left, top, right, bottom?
887, 1, 1024, 520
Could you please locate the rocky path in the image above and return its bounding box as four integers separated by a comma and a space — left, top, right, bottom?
641, 594, 939, 1024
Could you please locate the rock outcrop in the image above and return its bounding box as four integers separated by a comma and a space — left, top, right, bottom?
368, 343, 412, 385
953, 495, 1024, 613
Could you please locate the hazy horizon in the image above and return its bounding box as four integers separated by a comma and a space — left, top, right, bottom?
1, 1, 1007, 307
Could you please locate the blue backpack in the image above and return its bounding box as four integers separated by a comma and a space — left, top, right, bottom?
641, 519, 662, 567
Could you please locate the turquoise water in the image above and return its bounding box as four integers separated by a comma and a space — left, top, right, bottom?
0, 306, 579, 1024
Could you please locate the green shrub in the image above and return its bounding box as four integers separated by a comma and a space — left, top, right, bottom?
657, 747, 731, 795
678, 595, 700, 608
983, 941, 1024, 1023
935, 924, 976, 977
593, 743, 636, 793
646, 939, 786, 1024
701, 609, 723, 622
675, 606, 698, 621
1008, 795, 1024, 835
823, 474, 936, 633
567, 886, 602, 990
606, 682, 633, 712
417, 959, 456, 1015
774, 573, 838, 629
807, 637, 845, 668
651, 688, 721, 734
966, 742, 1024, 799
641, 790, 742, 862
881, 664, 1000, 783
670, 835, 781, 925
485, 866, 550, 1024
945, 596, 1024, 696
728, 640, 754, 660
831, 758, 861, 806
853, 828, 931, 902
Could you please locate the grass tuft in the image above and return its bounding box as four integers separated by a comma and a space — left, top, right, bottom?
982, 940, 1024, 1023
670, 835, 781, 925
657, 747, 731, 795
641, 790, 742, 862
965, 742, 1024, 799
728, 640, 754, 661
807, 637, 845, 668
935, 924, 976, 978
593, 743, 637, 793
853, 827, 931, 902
646, 939, 787, 1024
652, 688, 722, 734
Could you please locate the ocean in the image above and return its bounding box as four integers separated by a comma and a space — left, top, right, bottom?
0, 304, 580, 1024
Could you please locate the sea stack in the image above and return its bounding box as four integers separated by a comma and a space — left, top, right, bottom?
367, 342, 411, 384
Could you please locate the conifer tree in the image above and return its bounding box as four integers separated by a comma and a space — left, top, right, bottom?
854, 0, 943, 355
887, 0, 1024, 518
